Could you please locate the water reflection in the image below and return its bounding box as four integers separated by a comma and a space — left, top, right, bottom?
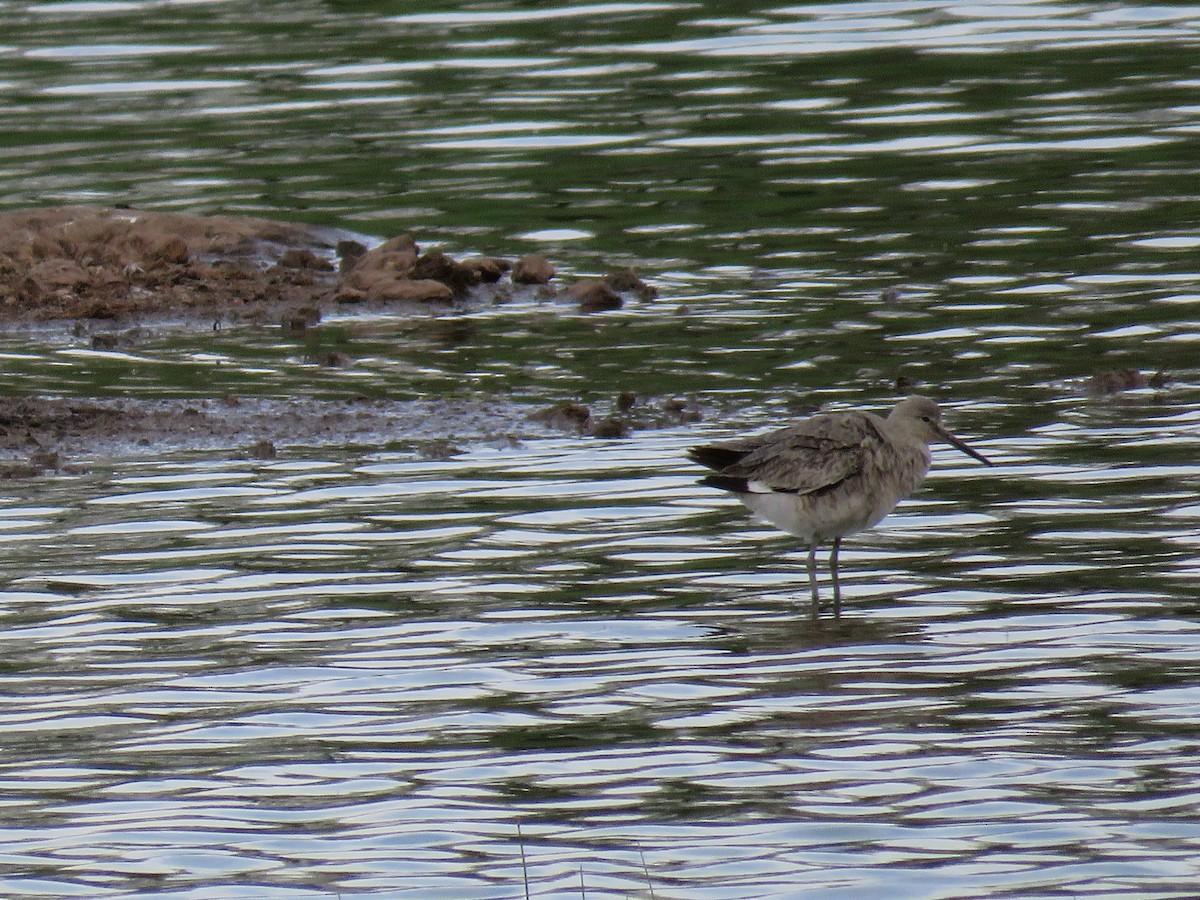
0, 405, 1196, 894
0, 0, 1199, 897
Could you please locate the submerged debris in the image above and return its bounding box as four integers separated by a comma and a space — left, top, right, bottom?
531, 401, 592, 434
530, 394, 704, 439
1084, 368, 1170, 397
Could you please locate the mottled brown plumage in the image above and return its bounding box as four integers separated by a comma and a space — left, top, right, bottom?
690, 396, 991, 620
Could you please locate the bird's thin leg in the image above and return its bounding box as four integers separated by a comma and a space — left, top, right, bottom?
807, 543, 819, 621
831, 537, 842, 619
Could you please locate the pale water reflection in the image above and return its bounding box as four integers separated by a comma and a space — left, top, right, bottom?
1, 416, 1199, 896
2, 0, 1200, 897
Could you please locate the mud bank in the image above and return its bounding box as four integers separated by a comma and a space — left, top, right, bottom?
0, 206, 673, 463
0, 395, 540, 468
0, 205, 649, 323
0, 391, 706, 471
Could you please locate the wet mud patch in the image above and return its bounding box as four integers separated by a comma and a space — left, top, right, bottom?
0, 205, 657, 324
0, 206, 670, 461
0, 391, 710, 471
0, 396, 539, 468
0, 205, 644, 324
0, 205, 350, 322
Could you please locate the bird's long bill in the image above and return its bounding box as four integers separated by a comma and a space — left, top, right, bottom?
936, 424, 993, 466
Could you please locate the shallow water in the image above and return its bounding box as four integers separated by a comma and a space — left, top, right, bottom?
2, 2, 1200, 898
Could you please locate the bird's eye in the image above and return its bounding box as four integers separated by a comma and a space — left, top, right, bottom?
920, 415, 931, 422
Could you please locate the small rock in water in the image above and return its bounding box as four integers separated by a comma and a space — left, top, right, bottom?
369, 277, 455, 304
590, 417, 629, 439
462, 256, 508, 284
568, 279, 623, 312
661, 397, 702, 424
603, 268, 657, 301
248, 438, 277, 460
616, 391, 638, 413
279, 248, 334, 271
316, 351, 352, 368
531, 401, 591, 433
512, 254, 556, 285
336, 240, 367, 273
412, 250, 478, 297
881, 286, 902, 303
419, 439, 462, 460
376, 233, 419, 255
282, 306, 322, 331
1086, 368, 1148, 396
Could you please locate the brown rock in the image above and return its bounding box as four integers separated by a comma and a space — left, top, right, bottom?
82, 300, 132, 320
590, 417, 629, 439
282, 306, 321, 331
248, 438, 277, 459
279, 248, 334, 271
603, 268, 657, 300
661, 397, 702, 424
1086, 369, 1147, 397
376, 234, 418, 255
512, 254, 555, 284
616, 391, 638, 413
531, 401, 591, 433
368, 277, 455, 304
333, 286, 367, 304
462, 256, 507, 283
341, 247, 418, 290
336, 240, 367, 273
411, 250, 478, 296
315, 351, 352, 368
568, 279, 623, 313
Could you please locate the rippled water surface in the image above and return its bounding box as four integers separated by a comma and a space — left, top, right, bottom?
3, 2, 1200, 898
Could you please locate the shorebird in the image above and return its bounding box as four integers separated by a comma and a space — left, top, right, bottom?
689, 396, 992, 620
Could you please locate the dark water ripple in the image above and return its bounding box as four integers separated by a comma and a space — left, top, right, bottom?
1, 1, 1200, 898
0, 407, 1196, 896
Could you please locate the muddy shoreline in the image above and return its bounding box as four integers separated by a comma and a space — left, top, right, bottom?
0, 205, 676, 468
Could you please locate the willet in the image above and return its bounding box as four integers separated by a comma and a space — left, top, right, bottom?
689, 396, 992, 620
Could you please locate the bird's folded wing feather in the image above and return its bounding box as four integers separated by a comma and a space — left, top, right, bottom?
719, 414, 879, 494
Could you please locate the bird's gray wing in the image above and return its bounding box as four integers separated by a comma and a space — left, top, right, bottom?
719, 413, 883, 495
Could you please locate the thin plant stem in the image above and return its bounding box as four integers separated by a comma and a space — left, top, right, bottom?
517, 821, 530, 900
639, 846, 655, 899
